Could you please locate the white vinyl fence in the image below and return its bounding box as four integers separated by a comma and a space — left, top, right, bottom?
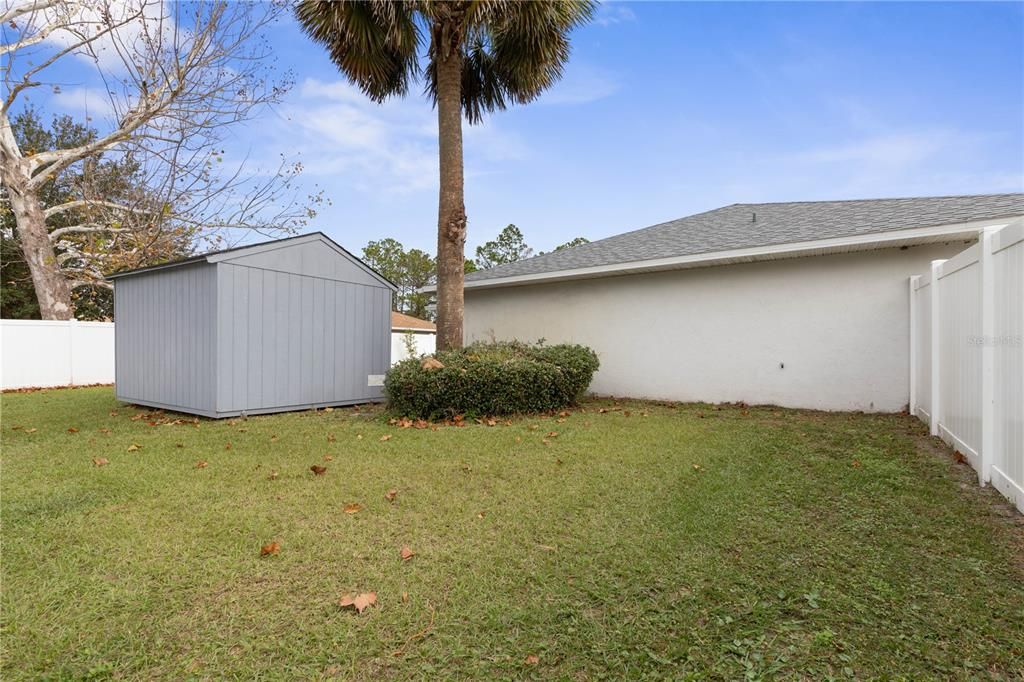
1, 319, 116, 390
910, 219, 1024, 511
1, 319, 434, 391
390, 330, 436, 363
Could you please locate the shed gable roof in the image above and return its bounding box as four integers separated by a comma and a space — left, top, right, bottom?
108, 232, 397, 290
465, 193, 1024, 286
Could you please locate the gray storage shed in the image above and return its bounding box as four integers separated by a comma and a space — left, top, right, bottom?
109, 233, 396, 418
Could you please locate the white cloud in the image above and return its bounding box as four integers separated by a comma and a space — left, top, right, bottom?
594, 4, 637, 27
20, 0, 174, 74
269, 77, 531, 194
49, 86, 118, 120
794, 130, 971, 167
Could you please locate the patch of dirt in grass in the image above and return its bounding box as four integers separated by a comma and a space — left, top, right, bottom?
908, 425, 1024, 573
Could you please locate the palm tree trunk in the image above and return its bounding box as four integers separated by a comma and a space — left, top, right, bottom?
433, 41, 466, 351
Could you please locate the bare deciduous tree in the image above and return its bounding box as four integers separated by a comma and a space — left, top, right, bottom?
1, 0, 323, 319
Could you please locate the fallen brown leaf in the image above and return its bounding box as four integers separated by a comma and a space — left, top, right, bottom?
525, 654, 540, 665
92, 457, 109, 467
343, 502, 363, 514
310, 465, 327, 476
195, 460, 208, 469
384, 489, 398, 503
25, 428, 37, 433
323, 454, 333, 461
339, 592, 376, 614
268, 471, 279, 480
400, 545, 415, 561
67, 427, 79, 433
126, 443, 141, 452
260, 541, 280, 556
852, 459, 863, 468
380, 434, 392, 442
224, 442, 232, 450
546, 431, 558, 438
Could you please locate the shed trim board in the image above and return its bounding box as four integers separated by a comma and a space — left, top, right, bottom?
121, 395, 376, 419
108, 232, 398, 291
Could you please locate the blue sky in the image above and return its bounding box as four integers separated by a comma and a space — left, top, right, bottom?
20, 1, 1024, 256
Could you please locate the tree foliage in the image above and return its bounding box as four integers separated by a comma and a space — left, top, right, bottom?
1, 108, 190, 319
1, 0, 325, 319
474, 224, 533, 270
362, 238, 436, 320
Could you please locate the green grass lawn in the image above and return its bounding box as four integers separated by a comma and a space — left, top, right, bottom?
2, 387, 1022, 680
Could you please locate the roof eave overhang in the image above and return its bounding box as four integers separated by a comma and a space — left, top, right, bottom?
428, 216, 1020, 293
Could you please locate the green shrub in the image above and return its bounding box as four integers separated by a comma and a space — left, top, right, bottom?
384, 340, 599, 419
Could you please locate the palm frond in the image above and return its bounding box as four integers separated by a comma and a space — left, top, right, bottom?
423, 0, 596, 122
294, 1, 423, 102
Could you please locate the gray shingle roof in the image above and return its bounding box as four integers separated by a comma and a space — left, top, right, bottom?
466, 193, 1024, 283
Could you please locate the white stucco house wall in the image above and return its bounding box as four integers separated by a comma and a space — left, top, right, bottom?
435, 194, 1024, 412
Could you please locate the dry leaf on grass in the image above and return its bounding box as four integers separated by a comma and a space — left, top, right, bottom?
954, 451, 968, 464
92, 457, 109, 467
380, 434, 392, 442
525, 654, 540, 665
400, 546, 415, 561
268, 471, 279, 480
323, 454, 333, 461
260, 541, 280, 556
343, 503, 363, 514
67, 427, 79, 433
224, 442, 232, 450
126, 443, 141, 452
546, 431, 558, 438
25, 428, 37, 433
195, 461, 208, 469
384, 489, 398, 503
852, 459, 863, 468
339, 592, 376, 614
310, 465, 327, 476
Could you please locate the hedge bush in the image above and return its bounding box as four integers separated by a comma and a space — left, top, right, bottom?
384, 340, 599, 419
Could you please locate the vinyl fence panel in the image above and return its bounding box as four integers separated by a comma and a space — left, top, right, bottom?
910, 219, 1024, 511
991, 221, 1024, 510
0, 319, 115, 389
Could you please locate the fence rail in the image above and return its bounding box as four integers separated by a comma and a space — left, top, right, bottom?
910, 219, 1024, 512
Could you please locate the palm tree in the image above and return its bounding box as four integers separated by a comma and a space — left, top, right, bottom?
294, 1, 595, 350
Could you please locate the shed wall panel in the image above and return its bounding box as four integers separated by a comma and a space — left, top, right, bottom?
114, 263, 217, 413
220, 239, 385, 288
215, 263, 390, 414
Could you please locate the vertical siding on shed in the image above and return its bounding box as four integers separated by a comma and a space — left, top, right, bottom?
215, 262, 390, 414
114, 263, 217, 413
